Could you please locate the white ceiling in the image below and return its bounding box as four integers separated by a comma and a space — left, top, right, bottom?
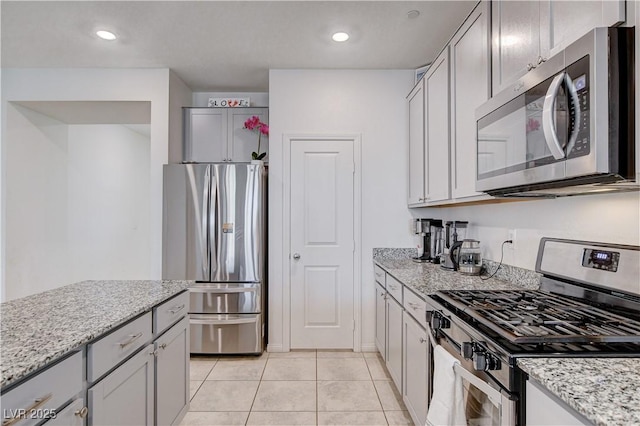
1, 1, 477, 92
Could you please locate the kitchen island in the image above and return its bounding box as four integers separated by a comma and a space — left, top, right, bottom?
1, 279, 191, 425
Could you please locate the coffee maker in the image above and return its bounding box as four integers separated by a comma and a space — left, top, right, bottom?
413, 218, 443, 263
440, 221, 468, 270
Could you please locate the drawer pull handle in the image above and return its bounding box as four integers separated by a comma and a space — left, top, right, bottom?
2, 393, 53, 426
74, 407, 89, 418
168, 304, 186, 315
389, 284, 397, 291
118, 332, 143, 348
159, 343, 168, 350
408, 302, 421, 311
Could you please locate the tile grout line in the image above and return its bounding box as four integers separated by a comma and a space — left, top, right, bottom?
245, 353, 269, 425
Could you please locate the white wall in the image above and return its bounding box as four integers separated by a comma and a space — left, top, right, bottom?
4, 102, 152, 300
268, 69, 415, 352
1, 68, 172, 300
415, 192, 640, 271
5, 106, 70, 298
66, 124, 151, 285
168, 71, 193, 163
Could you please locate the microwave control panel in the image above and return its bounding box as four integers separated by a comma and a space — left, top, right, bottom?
567, 55, 591, 159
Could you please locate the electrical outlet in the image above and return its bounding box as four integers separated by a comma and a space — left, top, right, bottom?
507, 229, 516, 249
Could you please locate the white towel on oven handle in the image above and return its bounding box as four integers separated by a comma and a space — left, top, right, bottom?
426, 345, 467, 426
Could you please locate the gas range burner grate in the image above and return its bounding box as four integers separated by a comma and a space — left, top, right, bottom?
436, 290, 640, 344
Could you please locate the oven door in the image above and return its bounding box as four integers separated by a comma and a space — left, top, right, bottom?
427, 321, 516, 426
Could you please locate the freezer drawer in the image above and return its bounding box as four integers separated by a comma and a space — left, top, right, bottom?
190, 314, 262, 354
189, 283, 261, 314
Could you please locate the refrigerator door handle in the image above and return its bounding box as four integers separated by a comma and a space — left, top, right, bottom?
209, 169, 219, 278
189, 286, 259, 294
203, 166, 211, 280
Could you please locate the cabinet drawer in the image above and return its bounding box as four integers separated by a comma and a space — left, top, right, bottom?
1, 352, 82, 426
386, 275, 403, 303
154, 291, 189, 335
87, 312, 152, 383
374, 265, 385, 286
403, 289, 427, 328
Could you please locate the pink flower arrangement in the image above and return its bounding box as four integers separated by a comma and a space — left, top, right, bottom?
243, 116, 269, 160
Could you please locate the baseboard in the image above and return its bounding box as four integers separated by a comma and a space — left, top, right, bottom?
360, 343, 377, 352
267, 343, 285, 353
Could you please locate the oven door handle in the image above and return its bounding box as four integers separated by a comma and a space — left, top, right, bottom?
542, 72, 567, 160
453, 363, 503, 407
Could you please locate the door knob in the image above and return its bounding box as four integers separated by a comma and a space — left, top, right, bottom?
293, 253, 301, 260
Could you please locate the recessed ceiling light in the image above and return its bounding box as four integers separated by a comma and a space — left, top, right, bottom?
332, 32, 350, 42
96, 30, 117, 41
407, 10, 420, 19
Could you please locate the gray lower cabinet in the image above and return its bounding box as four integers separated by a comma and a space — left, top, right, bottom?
402, 311, 428, 426
385, 294, 403, 390
155, 316, 189, 426
0, 352, 83, 426
375, 283, 386, 359
88, 344, 155, 426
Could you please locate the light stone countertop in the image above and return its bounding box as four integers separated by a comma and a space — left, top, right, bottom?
373, 256, 539, 300
518, 358, 640, 426
1, 279, 191, 388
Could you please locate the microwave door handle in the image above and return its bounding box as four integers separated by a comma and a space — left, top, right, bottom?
563, 74, 581, 156
542, 72, 567, 160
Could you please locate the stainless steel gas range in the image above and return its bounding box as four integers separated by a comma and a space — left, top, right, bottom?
425, 238, 640, 425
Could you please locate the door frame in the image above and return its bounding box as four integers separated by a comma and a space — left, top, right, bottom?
282, 134, 362, 352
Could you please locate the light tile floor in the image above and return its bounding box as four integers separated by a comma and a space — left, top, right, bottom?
183, 350, 415, 426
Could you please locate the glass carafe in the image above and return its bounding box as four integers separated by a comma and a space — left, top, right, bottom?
457, 239, 482, 275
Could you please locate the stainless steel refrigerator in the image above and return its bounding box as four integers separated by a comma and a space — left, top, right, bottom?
162, 163, 266, 354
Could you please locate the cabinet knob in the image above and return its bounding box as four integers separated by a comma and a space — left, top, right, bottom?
526, 63, 535, 71
537, 56, 546, 65
75, 407, 89, 418
419, 337, 427, 344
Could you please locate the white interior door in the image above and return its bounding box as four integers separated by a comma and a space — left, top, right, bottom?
290, 139, 355, 349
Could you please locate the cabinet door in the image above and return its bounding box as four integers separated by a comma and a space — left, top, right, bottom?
492, 1, 541, 94
375, 283, 386, 359
526, 380, 588, 425
156, 316, 189, 426
544, 0, 626, 57
88, 344, 155, 426
450, 2, 491, 200
184, 108, 228, 162
228, 108, 269, 162
424, 49, 450, 203
47, 398, 85, 426
407, 80, 425, 205
385, 295, 403, 390
402, 312, 428, 426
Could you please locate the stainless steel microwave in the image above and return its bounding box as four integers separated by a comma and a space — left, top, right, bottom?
475, 27, 636, 197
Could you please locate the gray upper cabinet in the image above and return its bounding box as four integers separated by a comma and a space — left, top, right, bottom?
491, 0, 546, 95
424, 48, 451, 203
450, 1, 491, 200
407, 80, 425, 206
183, 107, 269, 163
492, 0, 626, 95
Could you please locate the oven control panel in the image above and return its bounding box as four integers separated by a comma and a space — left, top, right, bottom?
582, 248, 620, 272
